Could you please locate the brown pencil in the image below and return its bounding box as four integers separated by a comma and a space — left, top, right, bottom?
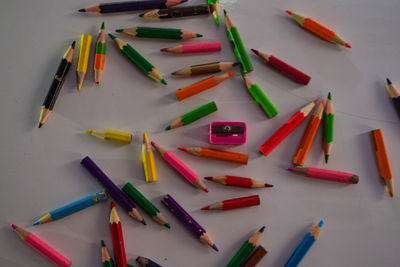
172, 62, 239, 76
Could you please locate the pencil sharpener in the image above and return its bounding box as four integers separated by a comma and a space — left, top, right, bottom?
209, 122, 247, 145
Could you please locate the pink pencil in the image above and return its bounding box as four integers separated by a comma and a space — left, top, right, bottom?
151, 141, 209, 192
12, 224, 71, 267
287, 167, 359, 184
160, 41, 221, 54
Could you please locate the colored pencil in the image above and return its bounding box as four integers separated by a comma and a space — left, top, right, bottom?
323, 92, 334, 163
386, 78, 400, 117
242, 245, 267, 267
33, 190, 108, 225
204, 176, 273, 188
284, 220, 324, 267
208, 0, 220, 25
201, 195, 260, 210
224, 9, 253, 73
139, 4, 210, 19
292, 100, 325, 166
76, 34, 92, 91
11, 224, 71, 267
165, 101, 218, 130
80, 156, 146, 224
116, 26, 202, 40
94, 22, 106, 84
242, 74, 279, 118
287, 167, 359, 184
79, 0, 188, 14
136, 256, 163, 267
259, 100, 317, 156
160, 41, 221, 54
162, 194, 218, 251
226, 226, 266, 267
285, 10, 351, 48
101, 240, 115, 267
38, 41, 75, 128
371, 129, 394, 197
172, 61, 238, 76
151, 142, 209, 192
122, 182, 170, 228
251, 49, 311, 85
109, 202, 127, 267
176, 72, 234, 101
108, 34, 166, 85
178, 147, 248, 164
85, 129, 132, 144
142, 132, 158, 182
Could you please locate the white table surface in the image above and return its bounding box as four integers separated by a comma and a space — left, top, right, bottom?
1, 0, 400, 266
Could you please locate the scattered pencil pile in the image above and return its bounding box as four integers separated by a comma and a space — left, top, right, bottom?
11, 0, 397, 266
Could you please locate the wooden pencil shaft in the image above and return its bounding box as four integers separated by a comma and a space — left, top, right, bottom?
81, 0, 188, 13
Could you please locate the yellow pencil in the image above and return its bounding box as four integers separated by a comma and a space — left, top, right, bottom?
77, 34, 92, 91
85, 129, 132, 144
142, 132, 157, 182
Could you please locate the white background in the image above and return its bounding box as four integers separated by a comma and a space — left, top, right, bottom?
1, 0, 400, 266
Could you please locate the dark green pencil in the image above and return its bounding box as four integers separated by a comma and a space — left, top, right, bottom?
116, 26, 202, 40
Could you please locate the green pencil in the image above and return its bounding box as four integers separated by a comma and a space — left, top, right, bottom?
165, 101, 218, 131
122, 182, 170, 228
116, 26, 202, 40
208, 0, 220, 26
101, 240, 115, 267
108, 34, 166, 85
226, 226, 265, 267
224, 10, 253, 74
323, 92, 334, 163
242, 74, 279, 118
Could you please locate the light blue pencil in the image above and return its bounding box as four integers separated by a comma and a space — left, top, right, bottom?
284, 220, 324, 267
33, 190, 108, 225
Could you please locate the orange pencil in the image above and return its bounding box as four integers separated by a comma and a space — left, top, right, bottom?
371, 129, 394, 198
285, 10, 351, 48
178, 147, 248, 164
292, 100, 325, 166
176, 72, 234, 101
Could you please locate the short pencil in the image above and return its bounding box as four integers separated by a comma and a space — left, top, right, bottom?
94, 22, 106, 84
142, 132, 158, 183
136, 256, 163, 267
139, 4, 210, 19
178, 147, 248, 164
85, 129, 132, 144
323, 92, 334, 163
386, 78, 400, 118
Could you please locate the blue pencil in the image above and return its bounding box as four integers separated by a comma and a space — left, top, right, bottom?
136, 256, 163, 267
33, 191, 108, 225
284, 220, 324, 267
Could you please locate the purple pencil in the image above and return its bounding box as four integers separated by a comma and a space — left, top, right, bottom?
161, 194, 218, 251
80, 156, 146, 225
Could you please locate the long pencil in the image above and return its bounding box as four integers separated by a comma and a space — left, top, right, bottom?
259, 100, 317, 156
323, 92, 334, 163
172, 62, 238, 76
139, 4, 210, 19
287, 167, 359, 184
38, 41, 75, 128
142, 132, 158, 182
136, 256, 163, 267
77, 34, 92, 91
285, 10, 351, 48
292, 100, 324, 166
284, 220, 324, 267
109, 202, 127, 267
201, 195, 260, 210
79, 0, 188, 14
226, 226, 266, 267
204, 176, 273, 188
108, 34, 166, 85
94, 22, 106, 84
386, 78, 400, 117
178, 147, 248, 164
116, 26, 202, 40
101, 240, 115, 267
208, 0, 220, 25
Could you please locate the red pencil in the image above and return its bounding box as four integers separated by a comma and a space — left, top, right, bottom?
110, 202, 127, 267
204, 176, 273, 188
259, 100, 317, 156
201, 195, 260, 210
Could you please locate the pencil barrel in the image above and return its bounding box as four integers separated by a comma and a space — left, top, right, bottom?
248, 83, 279, 118
181, 101, 218, 125
268, 56, 310, 85
156, 4, 210, 18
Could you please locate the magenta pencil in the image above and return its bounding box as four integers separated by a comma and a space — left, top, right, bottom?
160, 41, 221, 54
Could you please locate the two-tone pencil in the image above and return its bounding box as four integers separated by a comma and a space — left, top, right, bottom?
201, 195, 260, 210
292, 100, 324, 166
85, 129, 132, 144
208, 0, 220, 25
122, 182, 170, 228
178, 147, 248, 164
79, 0, 188, 14
151, 142, 209, 192
38, 41, 75, 128
386, 78, 400, 117
226, 226, 266, 267
162, 194, 218, 251
116, 26, 202, 40
242, 246, 268, 267
284, 220, 324, 267
33, 190, 108, 225
323, 92, 334, 163
109, 202, 127, 267
160, 41, 221, 54
142, 132, 157, 182
287, 167, 359, 184
285, 10, 351, 48
94, 22, 106, 84
259, 100, 317, 156
77, 34, 92, 91
101, 240, 115, 267
136, 256, 162, 267
139, 4, 210, 19
172, 61, 238, 76
176, 72, 234, 101
108, 34, 166, 85
204, 176, 273, 188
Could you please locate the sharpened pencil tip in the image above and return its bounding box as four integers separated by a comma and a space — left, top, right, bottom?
78, 8, 85, 12
389, 192, 394, 198
228, 71, 235, 77
318, 220, 324, 227
345, 43, 352, 48
287, 168, 294, 171
150, 141, 156, 146
11, 224, 17, 229
101, 240, 105, 247
108, 33, 116, 40
160, 48, 168, 52
325, 155, 329, 163
223, 9, 227, 15
33, 220, 39, 226
138, 13, 144, 17
387, 78, 392, 85
264, 183, 274, 187
233, 62, 240, 66
196, 33, 203, 37
38, 123, 43, 128
259, 226, 266, 233
178, 147, 187, 152
286, 10, 292, 15
251, 49, 259, 55
165, 223, 171, 229
201, 206, 210, 210
100, 22, 105, 30
141, 219, 147, 225
328, 92, 332, 100
171, 71, 177, 75
204, 177, 212, 180
85, 129, 93, 134
204, 188, 209, 193
115, 29, 123, 32
165, 125, 171, 131
161, 79, 167, 85
71, 41, 76, 48
212, 244, 219, 251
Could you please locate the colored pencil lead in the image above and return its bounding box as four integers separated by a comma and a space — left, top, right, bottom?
387, 78, 392, 85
